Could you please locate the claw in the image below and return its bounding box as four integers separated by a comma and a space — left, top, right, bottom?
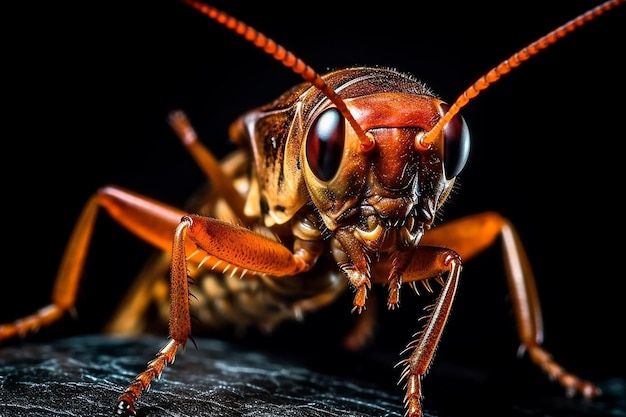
351, 285, 368, 313
115, 400, 136, 417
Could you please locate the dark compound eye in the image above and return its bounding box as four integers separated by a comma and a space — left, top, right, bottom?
306, 107, 345, 181
440, 104, 470, 180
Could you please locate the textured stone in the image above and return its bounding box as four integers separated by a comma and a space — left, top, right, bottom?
0, 335, 624, 417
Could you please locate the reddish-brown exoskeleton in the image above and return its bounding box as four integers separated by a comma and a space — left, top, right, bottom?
1, 1, 623, 416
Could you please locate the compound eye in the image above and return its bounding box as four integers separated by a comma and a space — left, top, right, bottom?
306, 107, 345, 181
441, 104, 471, 180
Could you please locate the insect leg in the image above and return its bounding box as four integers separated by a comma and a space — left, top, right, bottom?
396, 247, 462, 417
116, 213, 314, 415
420, 211, 600, 398
168, 110, 248, 222
0, 186, 187, 342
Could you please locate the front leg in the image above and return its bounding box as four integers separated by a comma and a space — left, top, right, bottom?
115, 214, 311, 416
394, 246, 463, 417
420, 212, 600, 398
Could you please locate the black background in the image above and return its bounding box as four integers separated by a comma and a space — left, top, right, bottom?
4, 0, 625, 386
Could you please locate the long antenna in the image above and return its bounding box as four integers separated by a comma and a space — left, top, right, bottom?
180, 0, 375, 151
416, 0, 623, 150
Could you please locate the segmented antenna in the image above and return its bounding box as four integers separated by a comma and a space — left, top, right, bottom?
180, 0, 375, 151
417, 0, 623, 150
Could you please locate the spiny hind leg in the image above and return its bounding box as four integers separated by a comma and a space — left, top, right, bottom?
0, 186, 186, 342
421, 211, 600, 397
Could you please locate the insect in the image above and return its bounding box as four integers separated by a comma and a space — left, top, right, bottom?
1, 1, 624, 416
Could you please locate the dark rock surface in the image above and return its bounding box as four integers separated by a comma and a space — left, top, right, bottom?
1, 334, 624, 417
